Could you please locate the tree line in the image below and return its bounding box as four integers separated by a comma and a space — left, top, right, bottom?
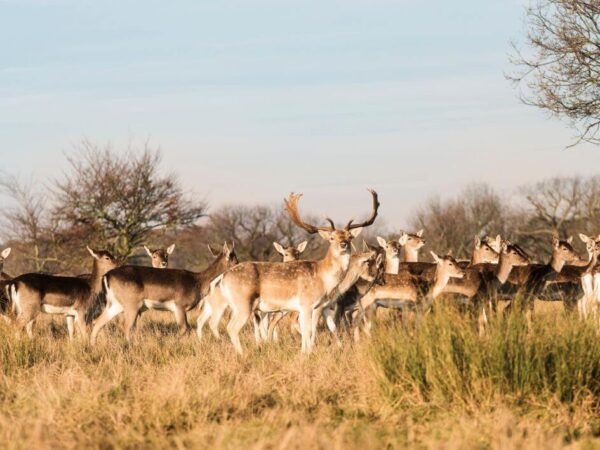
1, 141, 598, 275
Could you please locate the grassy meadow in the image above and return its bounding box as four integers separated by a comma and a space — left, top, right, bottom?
2, 300, 600, 449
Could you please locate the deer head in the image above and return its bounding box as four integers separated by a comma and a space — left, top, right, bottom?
273, 241, 308, 262
144, 244, 175, 268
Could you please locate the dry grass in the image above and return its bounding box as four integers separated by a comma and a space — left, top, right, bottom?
1, 301, 600, 449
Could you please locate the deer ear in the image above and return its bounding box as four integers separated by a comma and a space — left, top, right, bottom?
500, 241, 508, 253
144, 245, 153, 257
296, 241, 308, 253
474, 236, 481, 249
376, 253, 384, 266
1, 248, 11, 259
376, 236, 387, 249
223, 242, 230, 255
167, 244, 175, 255
430, 251, 440, 263
416, 229, 424, 238
398, 233, 408, 245
87, 246, 99, 259
552, 236, 560, 248
207, 244, 218, 257
567, 236, 573, 244
579, 233, 591, 244
273, 242, 285, 255
350, 227, 363, 238
351, 242, 357, 253
318, 230, 331, 240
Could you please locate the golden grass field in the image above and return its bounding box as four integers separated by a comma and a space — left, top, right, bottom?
2, 300, 600, 450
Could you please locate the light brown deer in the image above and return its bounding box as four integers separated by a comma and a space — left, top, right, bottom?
7, 247, 117, 339
214, 189, 379, 353
376, 236, 402, 274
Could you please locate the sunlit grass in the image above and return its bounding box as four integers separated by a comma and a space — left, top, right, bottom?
1, 301, 600, 449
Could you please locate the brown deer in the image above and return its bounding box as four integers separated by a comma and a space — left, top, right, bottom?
214, 189, 379, 354
7, 247, 117, 339
356, 252, 464, 336
90, 243, 238, 344
507, 236, 584, 323
144, 244, 175, 268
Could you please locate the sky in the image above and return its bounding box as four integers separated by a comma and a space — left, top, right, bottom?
1, 0, 600, 229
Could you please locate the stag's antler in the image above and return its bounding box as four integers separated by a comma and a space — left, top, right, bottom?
345, 189, 380, 230
284, 193, 336, 234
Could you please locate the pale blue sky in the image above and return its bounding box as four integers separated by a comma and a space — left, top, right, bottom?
1, 0, 599, 228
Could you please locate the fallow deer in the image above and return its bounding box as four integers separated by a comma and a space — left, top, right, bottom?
214, 189, 379, 354
7, 247, 117, 339
505, 236, 581, 323
356, 252, 464, 336
90, 243, 238, 344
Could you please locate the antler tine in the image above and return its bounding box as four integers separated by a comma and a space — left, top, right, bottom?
284, 193, 335, 234
345, 189, 380, 230
325, 217, 336, 230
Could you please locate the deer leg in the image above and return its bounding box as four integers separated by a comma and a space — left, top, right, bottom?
196, 301, 212, 341
322, 305, 341, 347
90, 301, 123, 345
173, 306, 189, 336
267, 311, 285, 342
208, 300, 228, 339
226, 303, 251, 355
122, 307, 140, 341
297, 307, 313, 353
66, 315, 75, 340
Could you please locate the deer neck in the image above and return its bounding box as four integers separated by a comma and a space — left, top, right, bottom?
317, 247, 351, 295
402, 247, 419, 263
429, 267, 450, 299
385, 255, 399, 274
89, 264, 108, 294
494, 254, 516, 285
196, 255, 228, 290
549, 252, 566, 273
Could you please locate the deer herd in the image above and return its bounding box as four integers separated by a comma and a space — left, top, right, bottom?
1, 189, 600, 354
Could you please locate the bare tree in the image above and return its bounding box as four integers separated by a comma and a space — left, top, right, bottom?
510, 1, 600, 145
52, 140, 207, 261
203, 204, 322, 262
409, 184, 511, 259
517, 175, 600, 258
0, 175, 63, 273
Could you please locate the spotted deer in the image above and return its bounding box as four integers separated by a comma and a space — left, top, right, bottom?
213, 189, 379, 354
144, 244, 175, 268
7, 247, 117, 339
505, 236, 581, 324
90, 243, 238, 344
356, 252, 464, 336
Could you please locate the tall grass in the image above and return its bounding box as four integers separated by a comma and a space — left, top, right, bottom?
371, 302, 600, 408
2, 303, 600, 449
